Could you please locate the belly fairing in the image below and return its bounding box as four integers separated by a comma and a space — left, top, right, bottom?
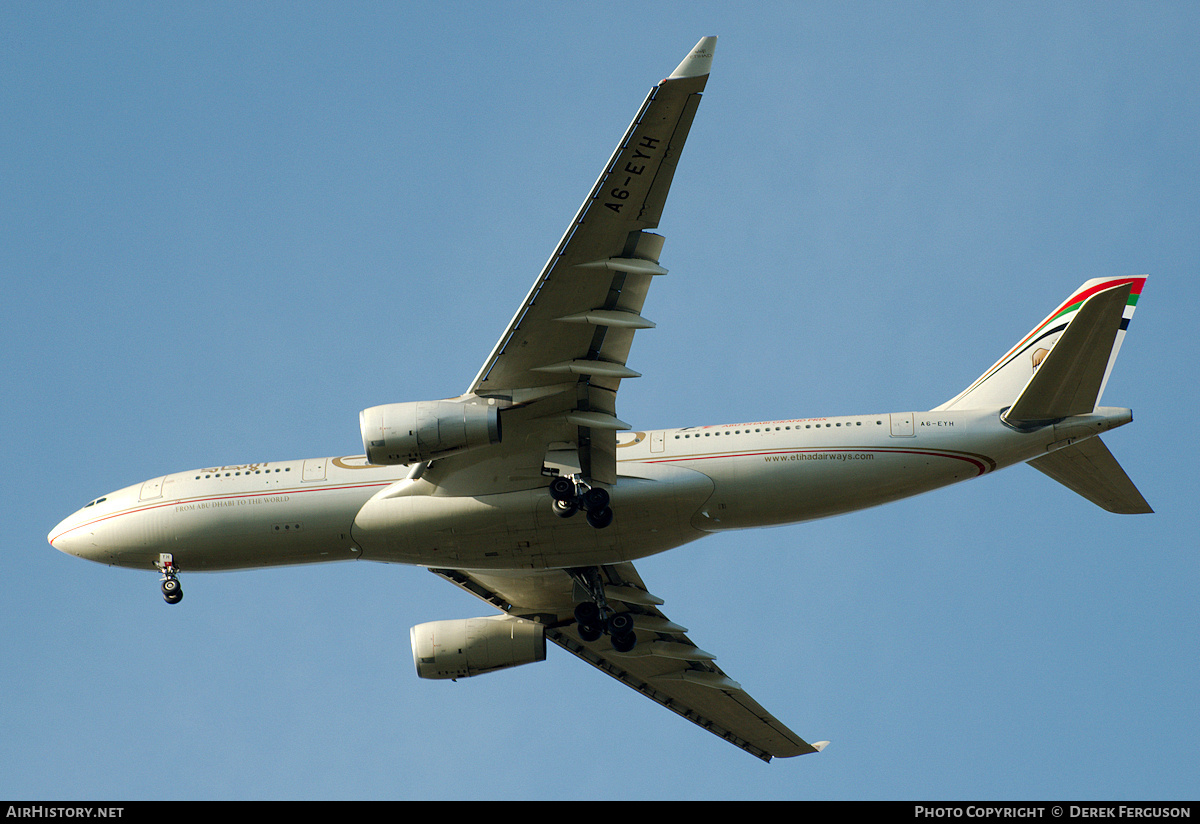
352, 463, 715, 569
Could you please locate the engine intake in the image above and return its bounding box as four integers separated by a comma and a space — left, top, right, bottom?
410, 616, 546, 680
360, 399, 501, 465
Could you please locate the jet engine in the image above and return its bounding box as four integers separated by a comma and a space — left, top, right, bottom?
410, 616, 546, 680
359, 399, 501, 465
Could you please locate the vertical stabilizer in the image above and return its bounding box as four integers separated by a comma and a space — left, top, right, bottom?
935, 276, 1146, 414
1003, 282, 1132, 425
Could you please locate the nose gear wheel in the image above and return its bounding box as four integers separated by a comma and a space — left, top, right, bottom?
156, 553, 183, 604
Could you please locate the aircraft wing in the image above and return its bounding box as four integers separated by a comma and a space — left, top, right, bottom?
429, 563, 828, 762
458, 37, 716, 486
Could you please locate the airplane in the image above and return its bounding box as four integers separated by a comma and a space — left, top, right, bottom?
47, 36, 1152, 762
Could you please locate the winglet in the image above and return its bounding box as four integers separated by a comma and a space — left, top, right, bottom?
669, 36, 717, 79
812, 741, 831, 752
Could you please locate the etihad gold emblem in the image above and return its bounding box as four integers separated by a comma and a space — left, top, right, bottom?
332, 455, 377, 470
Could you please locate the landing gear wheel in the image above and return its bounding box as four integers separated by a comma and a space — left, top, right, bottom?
580, 487, 610, 512
571, 573, 639, 648
578, 621, 604, 642
607, 612, 635, 635
609, 611, 637, 651
548, 476, 576, 502
156, 553, 183, 605
574, 601, 601, 625
574, 590, 607, 642
551, 498, 579, 519
546, 475, 613, 530
611, 631, 637, 653
585, 506, 613, 529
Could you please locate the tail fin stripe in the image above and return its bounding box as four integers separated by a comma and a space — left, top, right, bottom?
1022, 276, 1144, 351
956, 276, 1144, 397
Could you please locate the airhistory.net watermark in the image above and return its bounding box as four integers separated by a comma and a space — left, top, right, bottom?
6, 808, 123, 819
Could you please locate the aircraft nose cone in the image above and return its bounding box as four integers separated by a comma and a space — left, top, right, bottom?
48, 516, 88, 557
48, 512, 108, 563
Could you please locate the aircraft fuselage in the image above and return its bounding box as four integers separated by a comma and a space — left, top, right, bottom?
48, 406, 1132, 574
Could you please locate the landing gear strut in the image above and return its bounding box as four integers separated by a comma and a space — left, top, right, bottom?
156, 553, 183, 604
548, 475, 613, 529
568, 567, 636, 652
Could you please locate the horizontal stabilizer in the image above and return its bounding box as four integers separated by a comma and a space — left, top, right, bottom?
1028, 436, 1152, 514
1004, 283, 1132, 426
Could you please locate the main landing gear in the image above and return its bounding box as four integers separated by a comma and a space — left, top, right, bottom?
156, 553, 182, 604
548, 475, 613, 529
568, 567, 637, 653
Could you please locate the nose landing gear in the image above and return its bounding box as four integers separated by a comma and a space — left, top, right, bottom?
156, 553, 183, 604
548, 475, 613, 529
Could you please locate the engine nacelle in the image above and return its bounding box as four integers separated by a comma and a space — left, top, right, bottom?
359, 399, 501, 465
410, 616, 546, 680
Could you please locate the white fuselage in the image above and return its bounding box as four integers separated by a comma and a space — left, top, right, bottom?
47, 407, 1132, 574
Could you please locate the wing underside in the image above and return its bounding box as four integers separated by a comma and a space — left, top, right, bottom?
429, 563, 826, 761
460, 38, 716, 487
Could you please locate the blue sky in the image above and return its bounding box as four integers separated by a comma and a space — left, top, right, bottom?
3, 1, 1197, 801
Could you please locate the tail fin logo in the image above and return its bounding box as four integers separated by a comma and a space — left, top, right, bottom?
1032, 348, 1049, 372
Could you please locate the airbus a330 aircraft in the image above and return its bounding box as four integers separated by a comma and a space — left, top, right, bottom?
48, 37, 1151, 762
